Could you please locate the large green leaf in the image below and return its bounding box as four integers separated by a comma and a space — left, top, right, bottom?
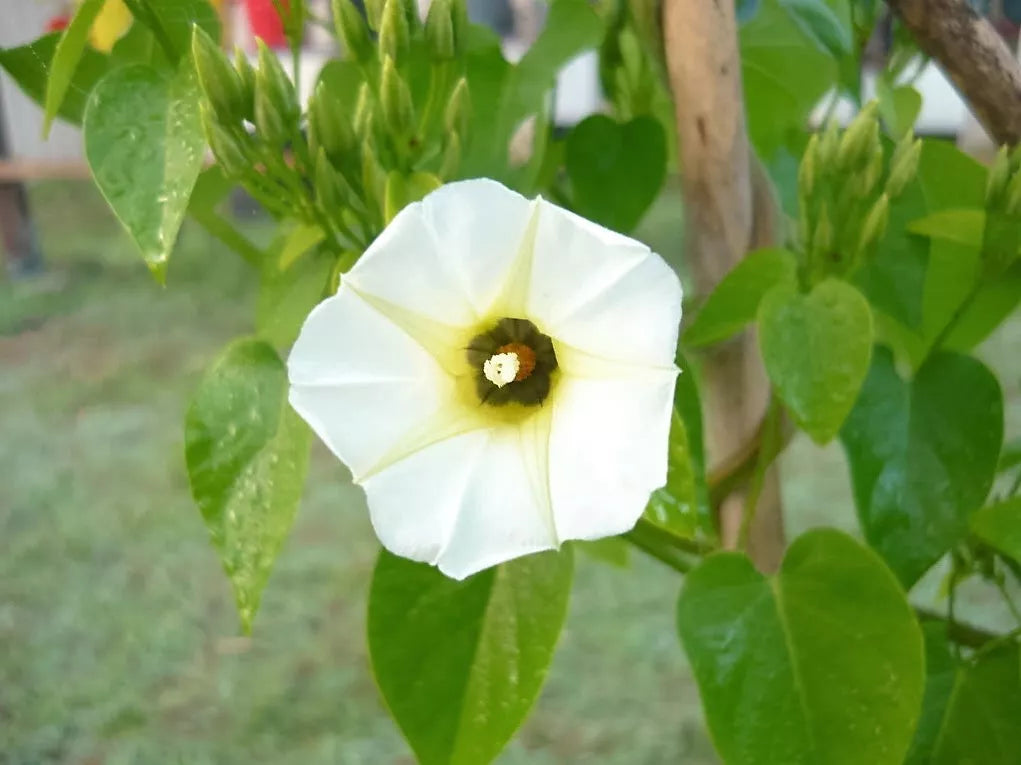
185, 339, 311, 632
256, 228, 332, 350
740, 0, 839, 157
461, 0, 603, 179
678, 528, 924, 765
43, 0, 106, 136
971, 498, 1021, 565
685, 248, 799, 348
84, 62, 206, 281
840, 347, 1003, 586
369, 548, 573, 765
0, 33, 110, 126
564, 115, 666, 233
758, 278, 873, 444
930, 645, 1021, 764
780, 0, 852, 58
904, 624, 959, 765
138, 0, 221, 61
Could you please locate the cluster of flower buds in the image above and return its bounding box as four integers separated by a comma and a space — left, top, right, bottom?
191, 0, 472, 255
797, 102, 921, 280
980, 145, 1021, 277
986, 145, 1021, 218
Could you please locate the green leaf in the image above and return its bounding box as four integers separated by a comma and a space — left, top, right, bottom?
857, 140, 985, 335
779, 0, 853, 58
931, 645, 1021, 764
740, 0, 839, 157
257, 231, 332, 350
840, 347, 1003, 586
461, 0, 603, 179
909, 208, 986, 249
369, 548, 573, 765
685, 248, 799, 348
383, 170, 442, 224
84, 62, 206, 281
971, 498, 1021, 565
904, 624, 959, 765
185, 339, 311, 632
678, 528, 924, 765
758, 278, 873, 444
0, 33, 110, 126
574, 537, 630, 567
136, 0, 221, 62
876, 77, 922, 138
944, 261, 1021, 351
564, 115, 667, 233
43, 0, 107, 136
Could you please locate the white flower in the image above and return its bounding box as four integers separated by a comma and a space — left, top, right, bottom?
288, 179, 682, 579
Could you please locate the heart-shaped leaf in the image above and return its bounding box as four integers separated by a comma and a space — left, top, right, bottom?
841, 347, 1003, 586
758, 278, 873, 444
678, 528, 925, 765
185, 339, 311, 632
685, 248, 799, 348
970, 498, 1021, 566
84, 62, 205, 281
565, 114, 667, 233
369, 548, 572, 765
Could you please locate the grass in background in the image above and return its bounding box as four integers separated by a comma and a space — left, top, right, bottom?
2, 179, 1018, 764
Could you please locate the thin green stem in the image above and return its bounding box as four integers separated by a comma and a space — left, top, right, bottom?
632, 517, 713, 557
995, 577, 1021, 626
738, 393, 781, 551
623, 530, 693, 574
188, 207, 264, 267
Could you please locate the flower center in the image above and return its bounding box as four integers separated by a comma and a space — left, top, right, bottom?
467, 318, 558, 406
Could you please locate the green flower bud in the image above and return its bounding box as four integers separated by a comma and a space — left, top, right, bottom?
332, 0, 373, 63
885, 138, 922, 198
364, 0, 384, 29
986, 146, 1012, 208
425, 0, 455, 61
798, 133, 820, 197
378, 0, 410, 62
308, 81, 356, 165
838, 102, 879, 171
192, 26, 245, 125
201, 106, 249, 179
859, 193, 890, 253
233, 46, 256, 121
450, 0, 468, 54
315, 147, 358, 211
859, 146, 884, 197
811, 202, 833, 260
254, 40, 299, 145
380, 55, 414, 136
353, 82, 376, 140
444, 77, 471, 143
817, 119, 840, 169
361, 138, 386, 210
439, 131, 461, 180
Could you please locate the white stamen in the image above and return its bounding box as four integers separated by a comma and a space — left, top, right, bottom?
483, 352, 520, 388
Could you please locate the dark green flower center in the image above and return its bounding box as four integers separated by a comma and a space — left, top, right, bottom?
466, 318, 558, 406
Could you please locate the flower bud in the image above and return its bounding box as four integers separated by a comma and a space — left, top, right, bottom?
378, 0, 410, 62
361, 138, 386, 208
986, 146, 1012, 209
332, 0, 373, 63
859, 193, 890, 252
859, 146, 884, 197
254, 40, 299, 145
838, 102, 879, 171
798, 133, 820, 197
380, 56, 414, 136
450, 0, 468, 54
202, 106, 249, 179
309, 81, 356, 165
192, 26, 245, 125
233, 46, 256, 121
444, 77, 471, 142
817, 119, 840, 169
811, 203, 833, 259
886, 138, 922, 198
439, 132, 461, 180
364, 0, 384, 29
425, 0, 455, 61
315, 148, 358, 211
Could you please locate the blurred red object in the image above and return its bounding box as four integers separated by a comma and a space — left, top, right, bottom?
46, 14, 71, 32
245, 0, 289, 49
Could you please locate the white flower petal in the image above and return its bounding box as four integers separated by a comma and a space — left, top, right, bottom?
436, 420, 558, 579
287, 287, 453, 478
362, 420, 559, 580
528, 199, 682, 368
548, 371, 677, 541
345, 179, 535, 326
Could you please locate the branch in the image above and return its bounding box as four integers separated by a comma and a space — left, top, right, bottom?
886, 0, 1021, 145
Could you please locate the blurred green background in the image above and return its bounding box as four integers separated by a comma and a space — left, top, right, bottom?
2, 182, 1019, 764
